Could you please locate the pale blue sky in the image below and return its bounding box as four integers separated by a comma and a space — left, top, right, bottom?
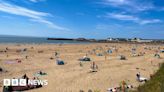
0, 0, 164, 39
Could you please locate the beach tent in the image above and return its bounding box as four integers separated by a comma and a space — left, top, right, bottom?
119, 55, 126, 60
160, 50, 164, 53
154, 54, 160, 58
79, 56, 91, 61
96, 53, 103, 56
107, 50, 113, 54
56, 60, 65, 65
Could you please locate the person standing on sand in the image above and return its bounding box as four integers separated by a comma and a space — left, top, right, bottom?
79, 62, 83, 67
22, 74, 29, 85
55, 52, 58, 56
91, 62, 98, 72
105, 55, 107, 61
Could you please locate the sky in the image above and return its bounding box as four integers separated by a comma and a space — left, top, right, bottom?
0, 0, 164, 39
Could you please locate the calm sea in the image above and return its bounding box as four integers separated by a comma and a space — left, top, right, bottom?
0, 36, 90, 44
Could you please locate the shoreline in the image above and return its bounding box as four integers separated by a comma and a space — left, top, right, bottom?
0, 41, 163, 45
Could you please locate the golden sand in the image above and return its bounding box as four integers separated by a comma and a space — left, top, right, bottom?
0, 43, 163, 92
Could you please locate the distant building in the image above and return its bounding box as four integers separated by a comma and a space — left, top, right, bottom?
107, 38, 129, 42
131, 38, 140, 42
107, 38, 112, 41
107, 38, 118, 41
107, 38, 114, 41
116, 38, 128, 42
131, 38, 152, 42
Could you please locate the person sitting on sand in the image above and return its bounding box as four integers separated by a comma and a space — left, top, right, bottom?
6, 47, 8, 50
39, 70, 43, 75
33, 77, 39, 80
39, 70, 47, 75
25, 56, 28, 59
22, 74, 29, 81
79, 62, 83, 67
0, 67, 3, 72
136, 72, 147, 82
22, 74, 28, 79
55, 52, 58, 56
16, 59, 21, 63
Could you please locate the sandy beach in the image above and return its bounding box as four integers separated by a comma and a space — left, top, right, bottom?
0, 43, 163, 92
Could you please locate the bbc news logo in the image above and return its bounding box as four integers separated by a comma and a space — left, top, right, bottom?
3, 79, 48, 86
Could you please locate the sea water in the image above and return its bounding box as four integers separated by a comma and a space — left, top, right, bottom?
0, 36, 90, 44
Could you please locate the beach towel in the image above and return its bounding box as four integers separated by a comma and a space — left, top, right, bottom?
5, 61, 17, 64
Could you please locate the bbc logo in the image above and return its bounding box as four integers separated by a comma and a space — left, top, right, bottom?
4, 79, 48, 86
3, 79, 27, 86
